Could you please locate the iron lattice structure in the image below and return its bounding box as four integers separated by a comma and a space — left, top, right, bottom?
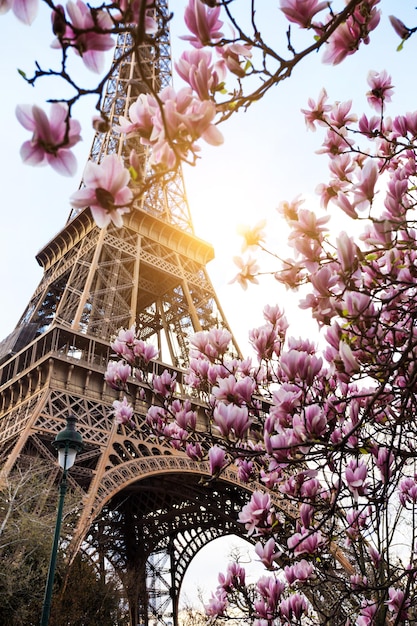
0, 5, 354, 626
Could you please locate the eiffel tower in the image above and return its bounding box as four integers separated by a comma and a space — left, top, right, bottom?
0, 4, 265, 625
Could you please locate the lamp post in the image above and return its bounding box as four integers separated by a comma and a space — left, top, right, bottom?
40, 415, 83, 626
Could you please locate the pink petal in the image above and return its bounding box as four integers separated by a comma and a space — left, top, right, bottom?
202, 124, 224, 146
48, 103, 68, 140
70, 187, 96, 209
47, 150, 77, 176
20, 141, 46, 165
82, 50, 105, 74
32, 105, 53, 143
15, 104, 36, 131
12, 0, 38, 24
90, 205, 112, 228
81, 160, 102, 188
114, 187, 133, 206
0, 0, 13, 15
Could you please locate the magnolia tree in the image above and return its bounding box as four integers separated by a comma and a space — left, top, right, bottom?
5, 0, 413, 224
4, 0, 417, 624
108, 68, 417, 622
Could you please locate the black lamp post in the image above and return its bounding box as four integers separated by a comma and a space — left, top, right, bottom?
40, 415, 83, 626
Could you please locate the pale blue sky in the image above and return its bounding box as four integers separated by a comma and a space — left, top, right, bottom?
0, 0, 416, 605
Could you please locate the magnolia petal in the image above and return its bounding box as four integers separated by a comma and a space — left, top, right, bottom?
32, 105, 53, 143
114, 187, 133, 207
202, 124, 223, 146
70, 187, 96, 209
90, 205, 112, 228
82, 50, 106, 74
110, 208, 129, 228
15, 104, 37, 131
47, 150, 77, 176
20, 141, 46, 165
48, 103, 68, 138
82, 161, 102, 189
13, 0, 38, 24
0, 0, 12, 15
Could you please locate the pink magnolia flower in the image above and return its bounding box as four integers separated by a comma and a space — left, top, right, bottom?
366, 70, 394, 112
163, 422, 188, 450
215, 42, 252, 78
255, 538, 281, 569
239, 491, 273, 535
256, 576, 285, 604
237, 220, 266, 252
185, 441, 203, 461
329, 100, 358, 128
389, 15, 411, 40
175, 48, 225, 100
132, 340, 159, 364
113, 396, 135, 427
263, 304, 288, 332
301, 88, 332, 131
191, 328, 232, 359
218, 562, 246, 590
230, 256, 260, 290
70, 154, 133, 228
181, 98, 223, 146
0, 0, 38, 23
119, 86, 223, 169
335, 232, 358, 272
205, 588, 228, 616
284, 559, 314, 584
212, 375, 245, 405
16, 103, 81, 176
249, 324, 281, 361
171, 399, 197, 430
356, 600, 377, 626
52, 0, 115, 73
237, 458, 255, 483
333, 191, 358, 219
386, 588, 410, 619
338, 341, 360, 374
350, 574, 368, 590
368, 544, 381, 566
287, 530, 324, 555
208, 445, 227, 475
213, 402, 251, 439
303, 405, 327, 438
279, 0, 328, 28
374, 447, 394, 483
322, 4, 381, 65
345, 458, 368, 499
116, 93, 156, 138
279, 593, 308, 621
358, 112, 381, 137
105, 360, 131, 389
152, 369, 177, 397
353, 160, 379, 210
182, 0, 224, 48
399, 476, 417, 506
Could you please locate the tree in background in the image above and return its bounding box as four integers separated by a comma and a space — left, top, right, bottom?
0, 462, 127, 625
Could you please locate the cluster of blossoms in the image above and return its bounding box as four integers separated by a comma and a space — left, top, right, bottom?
9, 0, 413, 230
106, 68, 417, 622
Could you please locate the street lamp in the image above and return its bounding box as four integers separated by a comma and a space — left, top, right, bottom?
40, 415, 83, 626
